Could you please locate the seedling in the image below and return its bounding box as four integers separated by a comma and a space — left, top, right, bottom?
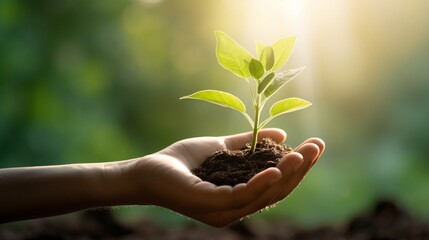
181, 31, 311, 153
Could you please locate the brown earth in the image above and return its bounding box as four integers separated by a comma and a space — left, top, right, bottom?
192, 138, 293, 186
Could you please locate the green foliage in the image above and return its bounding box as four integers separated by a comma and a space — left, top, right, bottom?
260, 46, 275, 71
215, 31, 253, 78
258, 72, 276, 94
180, 90, 246, 113
249, 58, 264, 80
264, 67, 305, 98
181, 31, 311, 152
271, 36, 296, 71
270, 97, 312, 117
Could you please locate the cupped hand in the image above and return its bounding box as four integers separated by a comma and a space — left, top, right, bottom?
127, 128, 325, 227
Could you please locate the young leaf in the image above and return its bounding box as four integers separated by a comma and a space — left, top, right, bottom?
264, 67, 305, 98
256, 41, 267, 60
272, 36, 296, 71
260, 46, 275, 71
215, 31, 253, 78
180, 90, 246, 113
249, 58, 264, 80
258, 72, 275, 94
270, 97, 312, 118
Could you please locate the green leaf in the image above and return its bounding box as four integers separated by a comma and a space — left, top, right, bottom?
180, 90, 246, 113
272, 36, 296, 71
256, 41, 267, 60
260, 46, 275, 71
249, 58, 264, 80
215, 31, 253, 78
270, 97, 312, 117
264, 67, 305, 98
258, 72, 275, 94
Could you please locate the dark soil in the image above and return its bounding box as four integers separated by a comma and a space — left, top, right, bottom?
192, 138, 293, 186
1, 199, 428, 239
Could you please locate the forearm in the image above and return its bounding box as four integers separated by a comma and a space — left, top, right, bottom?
0, 161, 135, 223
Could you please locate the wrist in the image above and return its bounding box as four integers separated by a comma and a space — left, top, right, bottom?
94, 160, 138, 207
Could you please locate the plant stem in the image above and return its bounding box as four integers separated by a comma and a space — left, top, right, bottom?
250, 93, 261, 153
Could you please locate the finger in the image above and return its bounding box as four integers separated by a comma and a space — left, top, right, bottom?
185, 181, 234, 211
180, 166, 284, 225
179, 170, 282, 227
224, 128, 287, 150
249, 152, 305, 208
229, 167, 282, 208
302, 138, 325, 168
296, 138, 325, 165
247, 167, 282, 188
185, 167, 279, 212
199, 160, 286, 211
270, 143, 320, 203
264, 152, 305, 204
294, 142, 320, 175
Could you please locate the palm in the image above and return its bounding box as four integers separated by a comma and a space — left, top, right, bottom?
158, 136, 227, 170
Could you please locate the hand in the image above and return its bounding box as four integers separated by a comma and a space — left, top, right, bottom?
124, 128, 325, 227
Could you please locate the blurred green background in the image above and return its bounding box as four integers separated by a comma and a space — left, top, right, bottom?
1, 0, 429, 226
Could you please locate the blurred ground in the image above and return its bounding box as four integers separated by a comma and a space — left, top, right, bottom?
1, 199, 428, 240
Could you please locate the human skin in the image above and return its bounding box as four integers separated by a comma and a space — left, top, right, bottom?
0, 128, 324, 227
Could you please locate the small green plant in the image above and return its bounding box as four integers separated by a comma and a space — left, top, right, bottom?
181, 31, 311, 153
